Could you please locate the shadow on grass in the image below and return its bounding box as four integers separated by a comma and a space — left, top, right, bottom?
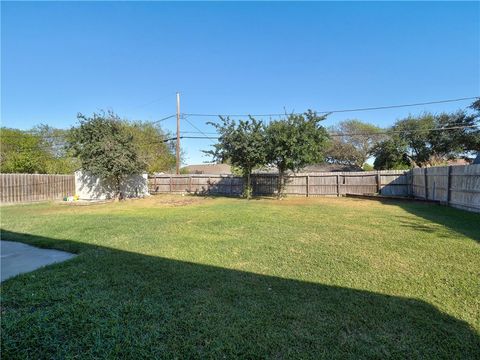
344, 196, 480, 243
1, 230, 479, 359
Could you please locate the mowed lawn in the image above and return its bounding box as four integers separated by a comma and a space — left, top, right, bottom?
1, 196, 479, 359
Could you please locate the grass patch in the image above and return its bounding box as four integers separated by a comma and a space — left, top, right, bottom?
1, 195, 479, 358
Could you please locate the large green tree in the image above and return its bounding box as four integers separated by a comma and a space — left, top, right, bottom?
265, 110, 330, 196
372, 138, 411, 170
123, 121, 176, 174
206, 116, 266, 198
69, 112, 146, 199
1, 126, 78, 174
325, 120, 384, 168
373, 105, 480, 169
32, 124, 79, 174
0, 128, 49, 173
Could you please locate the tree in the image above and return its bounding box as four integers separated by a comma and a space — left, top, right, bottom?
325, 120, 384, 167
206, 116, 266, 199
122, 121, 176, 174
0, 128, 50, 173
390, 114, 435, 166
325, 138, 360, 166
0, 126, 78, 174
372, 138, 411, 170
427, 110, 480, 163
31, 124, 79, 174
69, 112, 146, 200
373, 108, 480, 169
265, 110, 329, 196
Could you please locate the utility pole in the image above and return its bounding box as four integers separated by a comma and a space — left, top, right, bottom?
176, 92, 180, 175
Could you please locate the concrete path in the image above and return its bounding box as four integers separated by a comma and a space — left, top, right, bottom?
1, 241, 76, 282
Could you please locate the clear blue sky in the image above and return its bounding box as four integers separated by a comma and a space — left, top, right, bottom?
2, 1, 479, 165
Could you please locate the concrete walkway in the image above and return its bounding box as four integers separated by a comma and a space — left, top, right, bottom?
1, 241, 76, 282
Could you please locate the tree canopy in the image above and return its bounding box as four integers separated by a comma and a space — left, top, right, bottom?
265, 110, 329, 196
207, 110, 330, 198
0, 126, 78, 174
69, 112, 146, 199
206, 116, 266, 198
373, 106, 480, 169
123, 121, 176, 174
325, 120, 384, 168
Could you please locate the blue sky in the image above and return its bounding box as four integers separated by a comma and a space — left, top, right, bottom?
2, 1, 479, 165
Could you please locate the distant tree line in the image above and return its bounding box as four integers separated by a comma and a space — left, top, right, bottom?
0, 112, 176, 177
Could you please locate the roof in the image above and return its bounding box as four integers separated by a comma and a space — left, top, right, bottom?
253, 164, 364, 174
444, 158, 471, 166
300, 164, 364, 172
182, 164, 232, 175
473, 153, 480, 165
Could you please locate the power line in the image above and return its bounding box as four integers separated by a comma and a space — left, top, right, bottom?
4, 124, 477, 153
329, 124, 479, 137
175, 124, 479, 141
182, 115, 217, 145
151, 114, 177, 124
183, 96, 479, 118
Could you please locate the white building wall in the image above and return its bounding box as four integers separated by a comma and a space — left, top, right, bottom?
75, 171, 149, 200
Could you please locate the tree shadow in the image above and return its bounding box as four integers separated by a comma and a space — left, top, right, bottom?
1, 230, 479, 359
348, 197, 480, 243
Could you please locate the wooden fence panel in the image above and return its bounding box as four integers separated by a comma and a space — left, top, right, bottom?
448, 164, 480, 212
412, 168, 426, 199
426, 166, 449, 202
149, 166, 479, 213
148, 171, 409, 197
0, 174, 75, 204
308, 175, 338, 196
411, 164, 480, 213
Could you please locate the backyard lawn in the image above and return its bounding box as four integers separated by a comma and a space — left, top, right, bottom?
1, 195, 479, 359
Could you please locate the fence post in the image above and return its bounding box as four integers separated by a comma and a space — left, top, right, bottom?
306, 175, 309, 197
424, 168, 428, 200
153, 176, 157, 193
446, 166, 452, 205
336, 175, 340, 197
376, 172, 381, 194
169, 176, 172, 193
189, 175, 192, 192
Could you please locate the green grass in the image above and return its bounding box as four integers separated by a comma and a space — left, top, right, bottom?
1, 195, 479, 359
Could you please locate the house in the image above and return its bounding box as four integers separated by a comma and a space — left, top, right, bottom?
472, 153, 480, 165
253, 163, 364, 174
182, 164, 232, 175
300, 164, 364, 172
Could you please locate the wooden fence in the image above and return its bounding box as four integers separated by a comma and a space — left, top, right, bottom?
149, 170, 411, 197
149, 165, 480, 212
2, 165, 478, 211
0, 174, 75, 204
412, 164, 480, 212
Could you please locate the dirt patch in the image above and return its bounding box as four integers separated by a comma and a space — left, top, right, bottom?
125, 194, 207, 207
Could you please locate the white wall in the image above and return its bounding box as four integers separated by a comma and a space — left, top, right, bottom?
75, 171, 149, 200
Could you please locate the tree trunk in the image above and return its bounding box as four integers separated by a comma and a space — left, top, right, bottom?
277, 167, 285, 198
114, 176, 123, 201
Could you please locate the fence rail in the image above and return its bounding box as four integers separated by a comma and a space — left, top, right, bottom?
0, 174, 75, 204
